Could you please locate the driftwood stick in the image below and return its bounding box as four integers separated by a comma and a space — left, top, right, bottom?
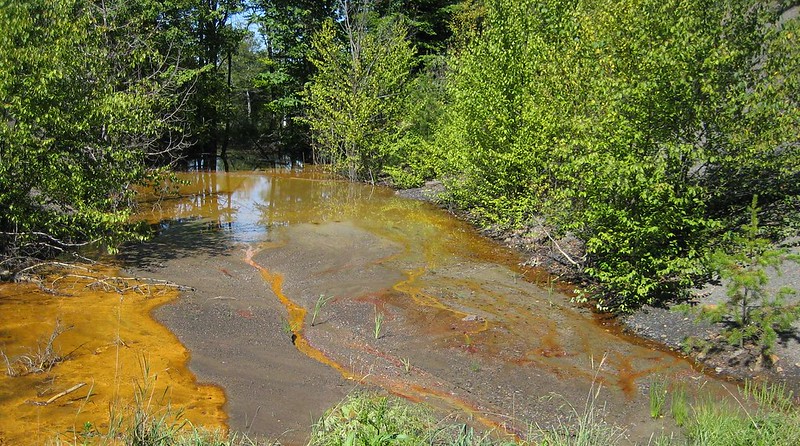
532, 218, 586, 269
16, 262, 92, 276
44, 382, 86, 405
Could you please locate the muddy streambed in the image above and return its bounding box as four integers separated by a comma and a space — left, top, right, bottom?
1, 169, 735, 444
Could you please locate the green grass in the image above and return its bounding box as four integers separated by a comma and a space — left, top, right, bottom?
681, 380, 800, 446
311, 294, 335, 327
649, 378, 667, 419
685, 398, 800, 446
374, 308, 385, 340
670, 385, 689, 428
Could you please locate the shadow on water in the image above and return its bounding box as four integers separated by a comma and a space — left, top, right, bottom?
117, 218, 237, 270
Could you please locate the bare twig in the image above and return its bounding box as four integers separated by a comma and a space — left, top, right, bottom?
15, 261, 92, 277
51, 273, 194, 294
532, 218, 587, 270
32, 382, 87, 406
5, 319, 70, 376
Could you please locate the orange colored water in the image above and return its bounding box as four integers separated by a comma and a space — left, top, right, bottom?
1, 167, 729, 443
0, 269, 227, 445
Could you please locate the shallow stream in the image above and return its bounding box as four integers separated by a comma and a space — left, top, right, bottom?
0, 168, 733, 444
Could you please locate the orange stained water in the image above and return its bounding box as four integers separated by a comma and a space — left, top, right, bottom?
0, 270, 227, 445
2, 167, 733, 441
129, 169, 733, 434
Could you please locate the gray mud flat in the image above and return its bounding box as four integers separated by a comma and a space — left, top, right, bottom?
134, 244, 352, 445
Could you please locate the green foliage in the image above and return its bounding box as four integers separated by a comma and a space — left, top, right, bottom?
309, 393, 429, 446
694, 197, 800, 356
303, 4, 416, 182
309, 392, 513, 446
0, 0, 199, 268
373, 0, 463, 59
430, 0, 800, 311
244, 1, 335, 158
381, 64, 450, 188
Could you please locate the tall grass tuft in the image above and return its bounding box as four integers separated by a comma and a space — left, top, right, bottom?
535, 356, 625, 445
742, 380, 794, 413
670, 385, 689, 427
374, 308, 385, 340
311, 294, 334, 327
685, 391, 800, 446
649, 378, 667, 419
117, 357, 187, 445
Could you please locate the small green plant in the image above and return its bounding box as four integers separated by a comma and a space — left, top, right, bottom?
281, 318, 292, 335
649, 378, 667, 419
694, 196, 800, 357
400, 357, 412, 374
670, 385, 689, 427
429, 424, 500, 446
650, 433, 677, 446
679, 335, 712, 357
308, 393, 429, 446
374, 308, 385, 340
311, 294, 335, 327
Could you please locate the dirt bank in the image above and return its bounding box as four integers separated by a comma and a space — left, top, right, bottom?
119, 224, 353, 446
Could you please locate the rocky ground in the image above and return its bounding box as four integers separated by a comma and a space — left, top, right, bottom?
397, 182, 800, 392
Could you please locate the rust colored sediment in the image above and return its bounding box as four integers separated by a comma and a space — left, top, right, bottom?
393, 268, 490, 338
242, 245, 519, 438
242, 246, 358, 380
0, 270, 227, 445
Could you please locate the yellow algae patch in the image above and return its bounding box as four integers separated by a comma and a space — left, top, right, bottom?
0, 268, 226, 445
